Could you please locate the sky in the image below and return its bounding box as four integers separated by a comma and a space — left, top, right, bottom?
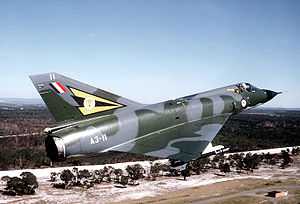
0, 0, 299, 107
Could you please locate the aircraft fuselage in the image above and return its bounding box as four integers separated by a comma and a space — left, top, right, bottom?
45, 82, 278, 162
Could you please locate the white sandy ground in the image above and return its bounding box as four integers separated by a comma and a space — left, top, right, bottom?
226, 146, 300, 156
0, 146, 299, 204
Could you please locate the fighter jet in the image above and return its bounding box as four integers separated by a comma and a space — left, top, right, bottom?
30, 73, 280, 165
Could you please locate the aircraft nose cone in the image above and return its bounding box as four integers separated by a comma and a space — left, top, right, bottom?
265, 90, 281, 101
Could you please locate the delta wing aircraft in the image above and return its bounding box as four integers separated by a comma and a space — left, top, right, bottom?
30, 73, 280, 166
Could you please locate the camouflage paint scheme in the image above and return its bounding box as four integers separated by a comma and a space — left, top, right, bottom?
30, 73, 280, 162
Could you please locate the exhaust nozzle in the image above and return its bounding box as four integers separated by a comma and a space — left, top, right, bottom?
45, 136, 66, 161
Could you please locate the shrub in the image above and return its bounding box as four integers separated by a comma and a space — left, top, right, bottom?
78, 169, 91, 179
126, 164, 144, 181
219, 162, 231, 173
190, 157, 210, 174
280, 150, 293, 168
2, 172, 38, 195
60, 169, 74, 184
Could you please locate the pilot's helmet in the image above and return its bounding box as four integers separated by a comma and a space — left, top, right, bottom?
242, 83, 250, 90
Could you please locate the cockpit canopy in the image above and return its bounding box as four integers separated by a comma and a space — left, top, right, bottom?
237, 82, 258, 93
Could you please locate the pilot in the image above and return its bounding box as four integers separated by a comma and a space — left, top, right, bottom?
237, 83, 245, 93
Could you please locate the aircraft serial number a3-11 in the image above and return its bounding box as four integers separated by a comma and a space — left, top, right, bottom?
30, 73, 280, 168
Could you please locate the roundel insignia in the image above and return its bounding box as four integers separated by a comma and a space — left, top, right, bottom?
241, 99, 247, 108
84, 97, 96, 111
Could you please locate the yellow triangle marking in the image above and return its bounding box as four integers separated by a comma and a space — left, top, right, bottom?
70, 87, 124, 115
78, 106, 121, 115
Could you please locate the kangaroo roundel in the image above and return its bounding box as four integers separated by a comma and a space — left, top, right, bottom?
83, 97, 96, 111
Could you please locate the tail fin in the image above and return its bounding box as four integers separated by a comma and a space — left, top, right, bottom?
30, 73, 142, 123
